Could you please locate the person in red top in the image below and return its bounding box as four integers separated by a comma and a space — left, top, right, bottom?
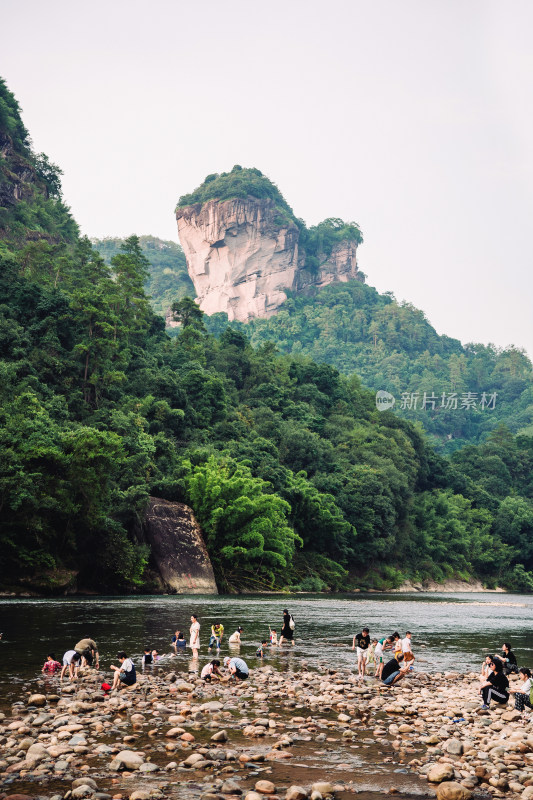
42, 653, 61, 674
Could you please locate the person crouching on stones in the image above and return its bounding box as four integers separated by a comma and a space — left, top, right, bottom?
381, 652, 410, 687
201, 659, 223, 682
110, 651, 136, 690
224, 655, 249, 681
479, 657, 509, 709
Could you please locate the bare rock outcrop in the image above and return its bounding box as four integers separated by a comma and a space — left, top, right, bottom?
176, 197, 362, 322
143, 497, 217, 594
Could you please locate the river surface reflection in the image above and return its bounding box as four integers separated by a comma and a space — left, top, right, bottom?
0, 592, 531, 697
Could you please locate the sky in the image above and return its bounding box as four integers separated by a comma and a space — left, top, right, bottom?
3, 0, 533, 357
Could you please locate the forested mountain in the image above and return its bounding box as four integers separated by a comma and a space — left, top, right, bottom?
1, 77, 533, 594
96, 229, 531, 455
92, 236, 193, 317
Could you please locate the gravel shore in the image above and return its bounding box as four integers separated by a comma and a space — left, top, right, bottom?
1, 665, 532, 800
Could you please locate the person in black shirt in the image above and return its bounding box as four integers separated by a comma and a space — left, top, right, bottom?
501, 643, 518, 675
381, 652, 410, 686
352, 627, 371, 679
479, 657, 509, 708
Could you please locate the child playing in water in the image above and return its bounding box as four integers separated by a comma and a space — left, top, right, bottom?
367, 639, 378, 675
256, 640, 268, 658
269, 628, 277, 646
42, 653, 61, 674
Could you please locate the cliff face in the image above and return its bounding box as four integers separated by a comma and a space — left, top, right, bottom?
176, 197, 362, 322
143, 497, 217, 594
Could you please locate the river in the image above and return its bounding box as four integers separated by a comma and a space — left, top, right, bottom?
1, 592, 531, 699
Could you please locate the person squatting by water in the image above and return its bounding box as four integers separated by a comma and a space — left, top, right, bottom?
224, 655, 249, 681
479, 656, 509, 708
228, 627, 243, 644
381, 651, 411, 686
201, 659, 223, 681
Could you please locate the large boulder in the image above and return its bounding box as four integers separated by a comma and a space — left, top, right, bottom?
436, 782, 472, 800
143, 498, 217, 593
427, 763, 455, 782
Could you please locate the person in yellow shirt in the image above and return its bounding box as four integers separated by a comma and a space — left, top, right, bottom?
208, 622, 224, 650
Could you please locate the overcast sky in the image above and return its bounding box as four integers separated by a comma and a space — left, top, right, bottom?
3, 0, 533, 357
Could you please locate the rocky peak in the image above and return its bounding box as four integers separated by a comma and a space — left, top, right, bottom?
176, 169, 364, 322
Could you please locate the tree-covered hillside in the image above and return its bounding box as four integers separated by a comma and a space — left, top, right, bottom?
204, 282, 532, 453
92, 235, 193, 317
1, 78, 533, 595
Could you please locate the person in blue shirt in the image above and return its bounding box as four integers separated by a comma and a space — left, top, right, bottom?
224, 656, 249, 681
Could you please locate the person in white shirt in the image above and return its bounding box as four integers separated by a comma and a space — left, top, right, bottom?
110, 651, 136, 689
228, 627, 243, 644
509, 667, 532, 714
189, 614, 200, 658
402, 631, 415, 668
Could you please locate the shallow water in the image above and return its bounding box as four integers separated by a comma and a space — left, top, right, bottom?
1, 591, 531, 695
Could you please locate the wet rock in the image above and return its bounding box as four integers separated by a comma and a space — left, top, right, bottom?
255, 780, 276, 794
445, 739, 464, 756
210, 729, 228, 742
27, 694, 47, 707
220, 779, 242, 794
427, 763, 455, 782
311, 784, 334, 796
71, 786, 96, 799
72, 779, 98, 790
436, 782, 472, 800
110, 750, 145, 771
286, 788, 308, 800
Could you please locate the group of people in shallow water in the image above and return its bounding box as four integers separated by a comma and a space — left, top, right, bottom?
39, 618, 531, 716
352, 628, 416, 684
41, 610, 296, 692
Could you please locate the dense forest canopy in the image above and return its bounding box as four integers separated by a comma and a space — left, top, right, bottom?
1, 78, 533, 595
107, 232, 531, 454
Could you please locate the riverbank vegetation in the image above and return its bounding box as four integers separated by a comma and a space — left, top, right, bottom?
1, 79, 532, 594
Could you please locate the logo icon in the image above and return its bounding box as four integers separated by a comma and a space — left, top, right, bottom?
375, 390, 396, 412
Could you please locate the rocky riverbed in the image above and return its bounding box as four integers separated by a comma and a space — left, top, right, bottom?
1, 665, 532, 800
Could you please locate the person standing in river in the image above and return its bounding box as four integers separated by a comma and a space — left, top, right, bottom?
189, 614, 200, 659
352, 627, 371, 678
74, 637, 99, 670
278, 609, 295, 646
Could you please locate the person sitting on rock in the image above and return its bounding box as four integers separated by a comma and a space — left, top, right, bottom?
381, 652, 410, 686
509, 667, 532, 715
110, 651, 136, 690
501, 642, 518, 675
201, 659, 223, 682
224, 655, 249, 681
479, 657, 509, 708
480, 654, 494, 680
